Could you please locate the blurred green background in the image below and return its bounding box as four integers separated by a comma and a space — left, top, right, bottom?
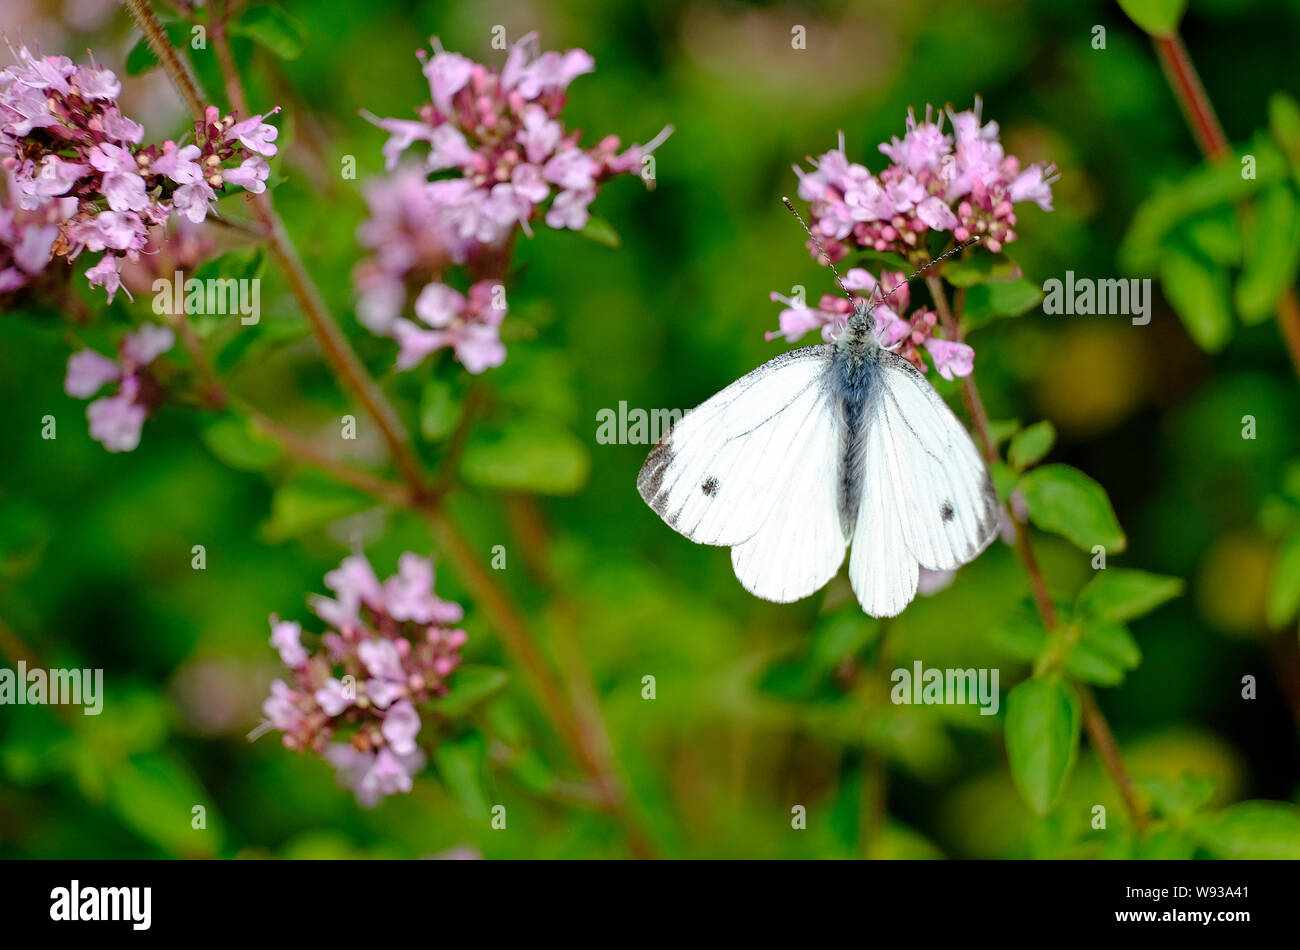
1, 0, 1299, 859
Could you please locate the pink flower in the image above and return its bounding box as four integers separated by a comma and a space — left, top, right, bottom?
87, 386, 147, 452
510, 162, 549, 204
83, 253, 127, 303
223, 155, 270, 194
918, 567, 956, 596
263, 680, 302, 732
383, 552, 464, 625
227, 110, 280, 156
260, 549, 468, 798
367, 115, 437, 172
788, 99, 1054, 260
269, 617, 307, 667
422, 50, 474, 114
24, 156, 89, 199
121, 324, 175, 366
325, 746, 424, 807
314, 677, 353, 716
64, 323, 172, 451
924, 337, 976, 380
64, 349, 121, 398
359, 638, 407, 709
150, 142, 203, 185
414, 282, 465, 327
71, 63, 120, 100
502, 34, 594, 99
518, 105, 563, 164
879, 106, 952, 174
171, 180, 217, 223
381, 699, 421, 756
324, 551, 385, 610
545, 188, 593, 230
1009, 163, 1056, 211
426, 125, 475, 172
356, 34, 667, 373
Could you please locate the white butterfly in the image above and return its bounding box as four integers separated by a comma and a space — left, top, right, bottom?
637, 294, 999, 617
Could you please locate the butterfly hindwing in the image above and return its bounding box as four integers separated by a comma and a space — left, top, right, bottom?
849, 352, 999, 616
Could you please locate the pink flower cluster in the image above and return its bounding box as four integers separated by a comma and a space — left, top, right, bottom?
769, 268, 974, 379
0, 171, 71, 295
261, 550, 467, 807
394, 278, 507, 373
64, 323, 173, 451
794, 98, 1056, 261
354, 33, 671, 373
0, 44, 278, 302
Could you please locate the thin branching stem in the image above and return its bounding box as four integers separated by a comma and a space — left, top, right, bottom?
927, 274, 1150, 832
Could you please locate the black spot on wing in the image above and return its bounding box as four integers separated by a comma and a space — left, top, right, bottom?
941, 501, 954, 522
701, 476, 718, 496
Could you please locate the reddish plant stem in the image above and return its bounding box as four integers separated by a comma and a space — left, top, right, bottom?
1154, 32, 1300, 380
927, 274, 1149, 831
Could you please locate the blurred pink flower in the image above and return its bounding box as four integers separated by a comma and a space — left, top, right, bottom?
64, 323, 173, 452
356, 33, 672, 373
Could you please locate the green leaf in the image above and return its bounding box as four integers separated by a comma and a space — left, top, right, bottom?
1269, 92, 1300, 169
962, 278, 1043, 329
1120, 136, 1288, 272
108, 752, 224, 857
1008, 421, 1056, 471
1077, 619, 1142, 670
1180, 208, 1241, 269
420, 378, 463, 442
433, 733, 490, 821
231, 4, 306, 60
809, 610, 880, 674
461, 418, 590, 495
200, 413, 283, 472
1161, 244, 1234, 352
994, 615, 1048, 662
1116, 0, 1186, 35
1236, 183, 1300, 324
125, 23, 193, 76
1064, 642, 1125, 686
1076, 568, 1184, 623
1267, 534, 1300, 628
425, 665, 508, 718
986, 418, 1022, 446
261, 472, 374, 542
1138, 774, 1216, 821
576, 215, 621, 248
990, 460, 1018, 504
1193, 801, 1300, 859
1004, 678, 1081, 815
941, 251, 1022, 288
1019, 464, 1126, 552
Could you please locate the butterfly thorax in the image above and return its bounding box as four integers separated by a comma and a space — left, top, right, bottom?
837, 306, 882, 370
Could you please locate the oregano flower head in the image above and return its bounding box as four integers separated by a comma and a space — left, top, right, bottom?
260, 550, 467, 807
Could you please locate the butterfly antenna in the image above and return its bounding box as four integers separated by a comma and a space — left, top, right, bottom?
782, 196, 862, 313
865, 234, 983, 317
783, 196, 983, 318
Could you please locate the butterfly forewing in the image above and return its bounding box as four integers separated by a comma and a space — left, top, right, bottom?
637, 345, 837, 548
